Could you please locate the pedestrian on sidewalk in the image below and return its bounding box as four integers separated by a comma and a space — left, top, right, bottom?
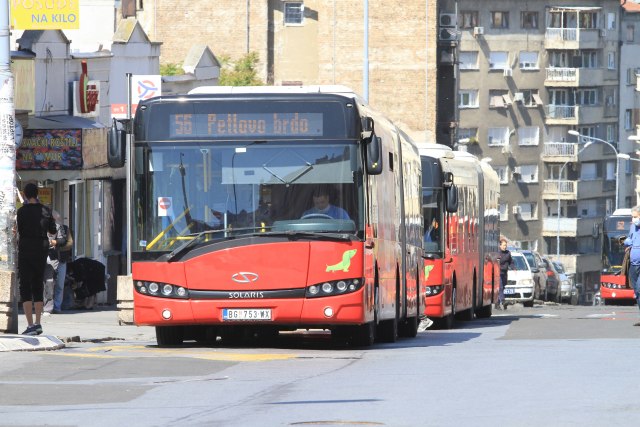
46, 211, 72, 314
17, 183, 57, 335
623, 205, 640, 326
496, 238, 513, 310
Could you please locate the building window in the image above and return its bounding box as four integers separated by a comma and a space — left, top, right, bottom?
608, 52, 616, 70
522, 89, 542, 107
489, 90, 510, 109
284, 2, 304, 25
517, 202, 537, 220
499, 203, 508, 221
626, 109, 633, 130
488, 127, 509, 146
458, 127, 478, 142
489, 51, 509, 70
580, 12, 598, 29
491, 12, 509, 29
521, 12, 538, 29
459, 51, 479, 70
495, 166, 509, 184
628, 25, 635, 42
515, 165, 539, 183
575, 89, 597, 106
627, 68, 639, 85
607, 12, 616, 30
518, 127, 539, 146
459, 90, 479, 108
519, 51, 538, 70
459, 11, 479, 29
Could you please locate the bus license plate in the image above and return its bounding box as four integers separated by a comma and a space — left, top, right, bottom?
504, 289, 515, 295
223, 309, 272, 321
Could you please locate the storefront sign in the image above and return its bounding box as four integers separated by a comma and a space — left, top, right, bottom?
10, 0, 80, 30
16, 129, 82, 170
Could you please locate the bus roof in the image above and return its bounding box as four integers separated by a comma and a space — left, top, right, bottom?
419, 144, 455, 159
188, 85, 360, 97
610, 208, 632, 217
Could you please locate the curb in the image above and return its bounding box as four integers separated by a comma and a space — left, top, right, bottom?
0, 334, 66, 352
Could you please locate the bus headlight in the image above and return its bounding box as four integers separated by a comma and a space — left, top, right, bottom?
306, 278, 364, 298
134, 281, 190, 299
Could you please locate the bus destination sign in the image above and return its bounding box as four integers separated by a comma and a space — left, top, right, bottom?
170, 113, 323, 138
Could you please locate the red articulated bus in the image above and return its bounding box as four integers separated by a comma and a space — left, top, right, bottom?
115, 86, 424, 347
420, 146, 500, 329
600, 209, 635, 304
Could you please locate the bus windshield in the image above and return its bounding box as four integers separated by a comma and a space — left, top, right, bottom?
133, 140, 362, 254
602, 215, 630, 271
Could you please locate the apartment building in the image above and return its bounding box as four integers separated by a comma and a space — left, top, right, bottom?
440, 0, 626, 290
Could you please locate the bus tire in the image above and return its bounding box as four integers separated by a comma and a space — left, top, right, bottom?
353, 321, 376, 347
398, 315, 418, 338
156, 325, 184, 347
476, 302, 492, 318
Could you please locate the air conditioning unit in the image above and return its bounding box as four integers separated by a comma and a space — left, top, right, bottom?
503, 68, 513, 77
512, 205, 522, 215
439, 13, 457, 28
514, 92, 524, 102
513, 166, 522, 175
501, 144, 511, 154
439, 28, 458, 42
473, 26, 484, 36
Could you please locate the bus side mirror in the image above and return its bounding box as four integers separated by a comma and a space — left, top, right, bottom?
444, 172, 458, 212
108, 120, 126, 168
366, 135, 383, 175
445, 184, 458, 212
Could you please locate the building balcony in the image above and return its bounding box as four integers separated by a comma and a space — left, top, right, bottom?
542, 180, 577, 200
542, 142, 578, 163
545, 67, 605, 87
542, 217, 600, 238
544, 27, 604, 50
545, 105, 612, 125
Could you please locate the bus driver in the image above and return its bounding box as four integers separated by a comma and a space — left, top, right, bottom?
302, 185, 350, 220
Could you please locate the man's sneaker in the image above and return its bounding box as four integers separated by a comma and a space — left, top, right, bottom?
21, 324, 39, 336
34, 324, 43, 335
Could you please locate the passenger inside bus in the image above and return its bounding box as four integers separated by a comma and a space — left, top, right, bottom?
425, 218, 440, 243
301, 184, 350, 220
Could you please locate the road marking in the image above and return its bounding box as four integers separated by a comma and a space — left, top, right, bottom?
46, 345, 298, 361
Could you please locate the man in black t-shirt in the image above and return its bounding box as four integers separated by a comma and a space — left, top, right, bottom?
17, 183, 57, 335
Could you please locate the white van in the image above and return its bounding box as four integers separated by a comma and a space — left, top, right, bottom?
504, 252, 536, 307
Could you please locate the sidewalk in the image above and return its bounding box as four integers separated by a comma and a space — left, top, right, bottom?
0, 306, 156, 352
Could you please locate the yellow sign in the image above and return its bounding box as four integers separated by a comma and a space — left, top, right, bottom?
11, 0, 80, 30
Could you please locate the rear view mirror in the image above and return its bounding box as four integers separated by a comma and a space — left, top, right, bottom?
366, 135, 382, 175
107, 119, 126, 168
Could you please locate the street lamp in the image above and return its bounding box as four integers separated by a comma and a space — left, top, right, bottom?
556, 141, 592, 260
567, 130, 619, 210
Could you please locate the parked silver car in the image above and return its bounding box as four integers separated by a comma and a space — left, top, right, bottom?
520, 250, 547, 301
553, 260, 578, 305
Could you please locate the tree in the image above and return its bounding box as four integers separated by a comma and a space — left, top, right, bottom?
160, 63, 184, 76
218, 52, 263, 86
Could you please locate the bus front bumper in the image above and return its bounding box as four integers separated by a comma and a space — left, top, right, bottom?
133, 290, 370, 328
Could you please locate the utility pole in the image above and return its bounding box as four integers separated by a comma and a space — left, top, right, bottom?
0, 0, 18, 333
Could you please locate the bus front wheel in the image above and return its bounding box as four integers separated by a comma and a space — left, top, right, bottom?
156, 325, 185, 347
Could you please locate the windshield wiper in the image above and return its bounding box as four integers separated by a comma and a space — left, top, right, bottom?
250, 230, 356, 242
165, 230, 225, 261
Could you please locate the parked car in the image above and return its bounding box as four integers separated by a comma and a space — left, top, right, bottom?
553, 260, 578, 305
541, 256, 561, 303
504, 251, 536, 307
520, 250, 547, 301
